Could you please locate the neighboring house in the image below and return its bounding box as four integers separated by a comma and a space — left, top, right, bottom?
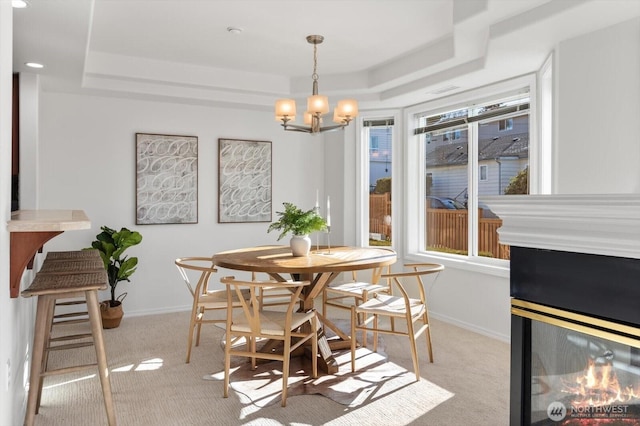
425, 116, 529, 202
369, 126, 393, 191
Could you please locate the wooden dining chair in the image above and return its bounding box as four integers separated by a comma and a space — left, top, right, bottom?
350, 263, 444, 381
221, 276, 318, 407
322, 265, 391, 320
174, 257, 249, 363
251, 271, 293, 310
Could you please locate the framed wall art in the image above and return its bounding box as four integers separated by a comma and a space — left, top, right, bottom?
136, 133, 198, 225
218, 138, 272, 223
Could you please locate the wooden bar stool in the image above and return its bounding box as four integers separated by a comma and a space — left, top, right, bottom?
39, 250, 104, 328
21, 261, 116, 426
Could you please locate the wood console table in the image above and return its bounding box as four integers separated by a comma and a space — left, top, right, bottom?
7, 210, 91, 298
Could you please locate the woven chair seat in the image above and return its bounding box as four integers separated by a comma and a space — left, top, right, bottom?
357, 294, 426, 318
199, 288, 250, 309
39, 259, 104, 274
326, 281, 389, 296
22, 271, 108, 296
230, 310, 316, 336
45, 249, 101, 261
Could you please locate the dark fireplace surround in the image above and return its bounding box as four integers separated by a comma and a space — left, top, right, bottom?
483, 194, 640, 426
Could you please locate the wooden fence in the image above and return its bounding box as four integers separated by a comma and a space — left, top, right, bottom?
369, 193, 510, 260
369, 193, 392, 238
426, 209, 510, 259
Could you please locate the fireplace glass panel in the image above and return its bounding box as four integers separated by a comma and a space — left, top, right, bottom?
531, 319, 640, 425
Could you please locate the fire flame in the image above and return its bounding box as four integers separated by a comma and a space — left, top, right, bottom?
563, 359, 640, 408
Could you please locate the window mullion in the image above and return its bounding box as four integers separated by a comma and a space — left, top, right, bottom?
468, 122, 479, 257
357, 124, 370, 246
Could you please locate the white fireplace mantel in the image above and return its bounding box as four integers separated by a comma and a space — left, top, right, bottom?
481, 194, 640, 259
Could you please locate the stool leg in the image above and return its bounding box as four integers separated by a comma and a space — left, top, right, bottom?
36, 296, 56, 413
25, 295, 52, 426
86, 290, 117, 426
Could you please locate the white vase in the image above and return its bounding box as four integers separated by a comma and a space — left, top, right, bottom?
290, 234, 311, 257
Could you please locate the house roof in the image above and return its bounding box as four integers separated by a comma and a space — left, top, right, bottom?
426, 133, 529, 167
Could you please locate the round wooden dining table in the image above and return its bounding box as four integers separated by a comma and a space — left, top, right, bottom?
213, 244, 397, 373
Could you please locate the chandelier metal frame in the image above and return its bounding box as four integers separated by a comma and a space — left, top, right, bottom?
275, 35, 358, 134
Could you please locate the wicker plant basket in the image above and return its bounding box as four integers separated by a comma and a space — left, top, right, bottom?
100, 293, 126, 329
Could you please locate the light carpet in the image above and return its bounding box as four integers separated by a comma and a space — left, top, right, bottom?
31, 310, 509, 426
209, 344, 453, 410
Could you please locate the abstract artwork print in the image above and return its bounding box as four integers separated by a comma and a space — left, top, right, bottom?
218, 138, 271, 223
136, 133, 198, 225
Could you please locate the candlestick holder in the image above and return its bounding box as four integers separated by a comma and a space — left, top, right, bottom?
325, 225, 331, 255
314, 206, 320, 252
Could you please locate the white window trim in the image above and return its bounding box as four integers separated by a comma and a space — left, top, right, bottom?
538, 52, 554, 194
355, 110, 402, 250
404, 74, 537, 275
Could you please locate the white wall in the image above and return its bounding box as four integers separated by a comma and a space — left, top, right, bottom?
427, 267, 510, 341
2, 6, 43, 425
555, 17, 640, 193
0, 3, 14, 422
36, 92, 330, 316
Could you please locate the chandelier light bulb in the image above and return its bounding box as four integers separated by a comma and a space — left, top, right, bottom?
307, 95, 329, 115
275, 99, 296, 121
337, 99, 358, 117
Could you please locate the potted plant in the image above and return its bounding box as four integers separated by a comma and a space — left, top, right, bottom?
86, 226, 143, 328
268, 202, 327, 256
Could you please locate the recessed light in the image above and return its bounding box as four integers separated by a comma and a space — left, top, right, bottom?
12, 0, 29, 8
227, 27, 243, 35
25, 62, 44, 69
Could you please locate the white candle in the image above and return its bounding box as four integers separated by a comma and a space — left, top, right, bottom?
315, 189, 319, 210
326, 196, 331, 227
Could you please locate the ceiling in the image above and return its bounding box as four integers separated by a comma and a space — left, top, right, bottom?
12, 0, 640, 112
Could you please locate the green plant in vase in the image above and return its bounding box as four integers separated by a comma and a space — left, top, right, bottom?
267, 202, 327, 256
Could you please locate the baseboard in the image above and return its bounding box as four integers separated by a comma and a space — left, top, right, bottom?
429, 311, 510, 343
123, 305, 191, 318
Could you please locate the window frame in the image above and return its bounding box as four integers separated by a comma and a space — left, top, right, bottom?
479, 164, 488, 181
404, 74, 538, 276
355, 110, 402, 249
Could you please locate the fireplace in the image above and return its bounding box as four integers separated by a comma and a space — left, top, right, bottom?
482, 195, 640, 426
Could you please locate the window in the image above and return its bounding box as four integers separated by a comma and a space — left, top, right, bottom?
443, 129, 462, 141
479, 165, 488, 181
370, 135, 379, 153
498, 118, 513, 131
409, 83, 532, 264
364, 118, 394, 246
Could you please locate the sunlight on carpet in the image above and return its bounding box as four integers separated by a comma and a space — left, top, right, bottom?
209, 345, 454, 419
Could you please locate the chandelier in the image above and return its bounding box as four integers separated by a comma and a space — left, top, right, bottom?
275, 35, 358, 134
